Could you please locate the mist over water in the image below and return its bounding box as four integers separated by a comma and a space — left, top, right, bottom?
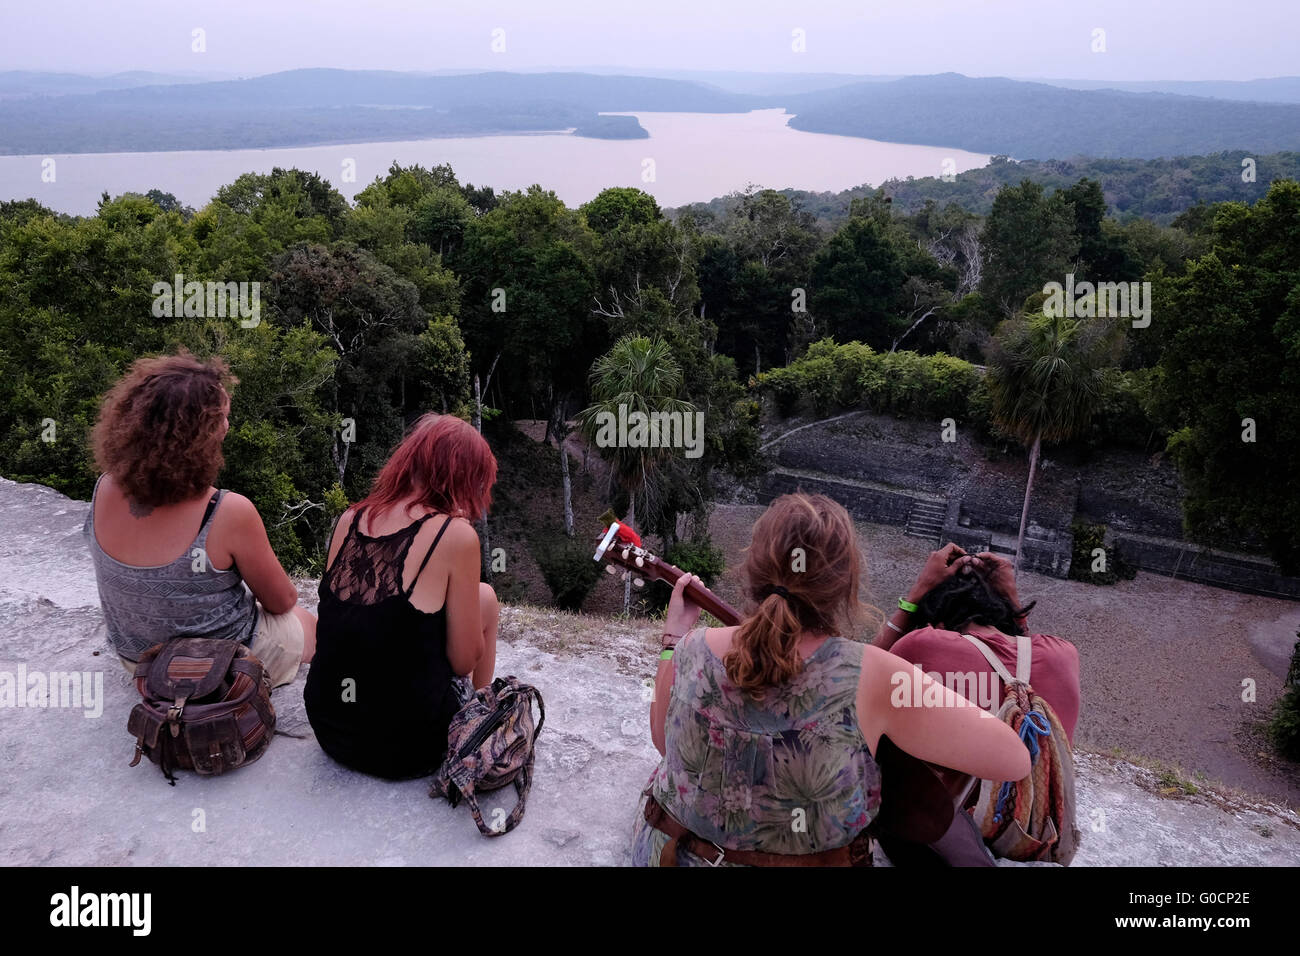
0, 109, 990, 215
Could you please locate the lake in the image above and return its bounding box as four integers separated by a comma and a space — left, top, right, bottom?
0, 109, 990, 215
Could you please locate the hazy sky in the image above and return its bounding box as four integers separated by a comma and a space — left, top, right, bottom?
3, 0, 1296, 80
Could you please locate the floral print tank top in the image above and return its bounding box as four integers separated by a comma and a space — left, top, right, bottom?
632, 629, 881, 865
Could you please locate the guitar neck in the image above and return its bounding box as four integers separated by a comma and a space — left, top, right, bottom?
651, 560, 742, 627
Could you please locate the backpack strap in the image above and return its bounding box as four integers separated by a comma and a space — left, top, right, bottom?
405, 515, 455, 598
1014, 634, 1032, 684
962, 634, 1016, 686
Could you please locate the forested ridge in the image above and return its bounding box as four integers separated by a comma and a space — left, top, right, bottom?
675, 151, 1300, 226
2, 158, 1297, 600
4, 69, 1300, 157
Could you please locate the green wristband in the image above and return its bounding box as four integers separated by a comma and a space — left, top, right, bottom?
659, 649, 674, 661
898, 597, 919, 614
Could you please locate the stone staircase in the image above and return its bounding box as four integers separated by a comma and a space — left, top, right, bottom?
904, 498, 946, 542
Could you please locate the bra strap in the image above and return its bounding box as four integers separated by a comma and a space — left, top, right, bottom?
405, 515, 456, 597
198, 490, 221, 532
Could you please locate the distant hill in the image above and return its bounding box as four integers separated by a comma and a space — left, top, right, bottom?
672, 151, 1300, 226
1033, 76, 1300, 104
546, 67, 901, 95
0, 69, 742, 154
3, 69, 1299, 159
784, 73, 1300, 159
0, 70, 225, 98
65, 68, 750, 111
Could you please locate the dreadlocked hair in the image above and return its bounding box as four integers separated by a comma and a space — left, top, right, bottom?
912, 563, 1037, 636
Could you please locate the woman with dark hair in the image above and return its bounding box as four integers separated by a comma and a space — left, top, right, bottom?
879, 551, 1080, 743
632, 493, 1031, 866
85, 350, 315, 687
304, 413, 499, 779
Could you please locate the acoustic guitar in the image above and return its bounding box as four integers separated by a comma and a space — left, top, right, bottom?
594, 520, 978, 850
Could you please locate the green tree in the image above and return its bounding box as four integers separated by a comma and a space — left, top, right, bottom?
702, 187, 821, 373
1148, 180, 1300, 570
581, 187, 662, 235
578, 335, 696, 609
267, 242, 432, 495
982, 180, 1080, 316
811, 216, 908, 350
987, 308, 1125, 573
460, 186, 600, 534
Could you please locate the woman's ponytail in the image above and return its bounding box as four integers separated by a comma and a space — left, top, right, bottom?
727, 591, 805, 695
724, 494, 867, 696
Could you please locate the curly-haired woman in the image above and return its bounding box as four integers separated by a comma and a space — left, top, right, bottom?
84, 350, 314, 686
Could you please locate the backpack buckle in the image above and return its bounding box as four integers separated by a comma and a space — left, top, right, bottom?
703, 842, 726, 867
166, 695, 188, 737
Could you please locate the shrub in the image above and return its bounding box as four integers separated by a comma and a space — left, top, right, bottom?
1086, 367, 1160, 450
759, 338, 983, 423
643, 536, 726, 613
1268, 632, 1300, 761
1069, 520, 1137, 584
665, 536, 726, 587
531, 532, 603, 612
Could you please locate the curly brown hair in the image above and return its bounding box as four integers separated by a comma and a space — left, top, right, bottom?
92, 350, 236, 507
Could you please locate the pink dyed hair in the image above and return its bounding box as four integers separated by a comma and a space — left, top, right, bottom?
357, 413, 497, 523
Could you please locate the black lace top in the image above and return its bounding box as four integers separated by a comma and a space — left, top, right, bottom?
304, 508, 460, 779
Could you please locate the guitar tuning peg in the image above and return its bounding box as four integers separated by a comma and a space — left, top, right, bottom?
621, 548, 631, 561
605, 564, 617, 575
634, 555, 644, 567
633, 577, 645, 588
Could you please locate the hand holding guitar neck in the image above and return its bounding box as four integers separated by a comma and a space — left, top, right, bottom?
594, 517, 974, 851
592, 520, 741, 625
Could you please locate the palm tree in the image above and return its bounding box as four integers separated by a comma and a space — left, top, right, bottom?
579, 335, 696, 609
987, 308, 1124, 575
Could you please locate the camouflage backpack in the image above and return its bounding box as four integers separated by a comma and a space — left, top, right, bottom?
430, 676, 545, 836
962, 634, 1080, 865
127, 637, 276, 785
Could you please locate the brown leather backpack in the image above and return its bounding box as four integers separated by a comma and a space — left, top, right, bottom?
430, 676, 544, 836
127, 637, 277, 785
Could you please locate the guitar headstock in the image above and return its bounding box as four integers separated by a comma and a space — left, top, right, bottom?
591, 517, 743, 626
593, 521, 663, 589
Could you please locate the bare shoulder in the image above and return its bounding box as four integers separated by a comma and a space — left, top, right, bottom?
438, 515, 480, 550
859, 643, 912, 686
860, 642, 902, 669
330, 505, 361, 540
701, 624, 739, 656
218, 491, 261, 522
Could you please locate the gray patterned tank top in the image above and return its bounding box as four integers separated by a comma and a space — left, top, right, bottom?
83, 476, 257, 661
631, 630, 881, 865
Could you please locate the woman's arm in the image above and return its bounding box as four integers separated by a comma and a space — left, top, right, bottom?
650, 651, 674, 757
857, 644, 1032, 783
441, 519, 486, 677
651, 573, 703, 756
223, 493, 299, 614
873, 542, 975, 649
970, 551, 1031, 631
